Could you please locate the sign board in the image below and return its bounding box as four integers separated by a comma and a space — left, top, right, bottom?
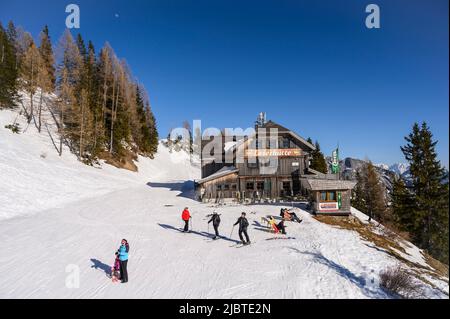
245, 148, 302, 158
319, 202, 339, 211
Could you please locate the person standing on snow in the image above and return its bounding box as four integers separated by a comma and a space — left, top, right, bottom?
117, 239, 129, 283
182, 207, 191, 232
233, 212, 250, 245
208, 211, 221, 239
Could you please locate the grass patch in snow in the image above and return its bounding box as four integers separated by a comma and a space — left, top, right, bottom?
379, 266, 422, 298
422, 254, 449, 281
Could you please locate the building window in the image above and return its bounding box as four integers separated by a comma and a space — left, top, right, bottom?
246, 182, 254, 190
282, 182, 291, 190
256, 182, 264, 190
282, 137, 290, 149
320, 191, 337, 202
231, 184, 237, 191
216, 185, 222, 191
224, 184, 230, 191
248, 159, 258, 168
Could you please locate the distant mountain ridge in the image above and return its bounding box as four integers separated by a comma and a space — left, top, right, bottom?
325, 157, 412, 198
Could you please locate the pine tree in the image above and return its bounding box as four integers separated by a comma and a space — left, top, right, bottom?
55, 30, 83, 156
364, 161, 387, 222
38, 25, 55, 90
352, 170, 365, 211
20, 40, 41, 123
391, 177, 415, 231
353, 161, 387, 222
310, 141, 328, 173
145, 101, 158, 155
0, 22, 19, 108
6, 21, 19, 70
85, 41, 102, 157
401, 122, 449, 263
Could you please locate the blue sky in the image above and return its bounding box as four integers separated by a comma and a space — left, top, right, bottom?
1, 0, 448, 166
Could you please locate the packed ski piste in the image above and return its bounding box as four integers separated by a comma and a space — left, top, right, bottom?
0, 107, 448, 299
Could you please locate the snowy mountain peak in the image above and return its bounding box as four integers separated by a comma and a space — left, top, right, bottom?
389, 163, 410, 175
375, 163, 390, 170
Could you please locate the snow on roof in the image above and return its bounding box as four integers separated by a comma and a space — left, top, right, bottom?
197, 166, 239, 184
224, 141, 237, 152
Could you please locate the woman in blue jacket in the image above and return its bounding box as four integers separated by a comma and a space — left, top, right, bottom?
117, 239, 129, 283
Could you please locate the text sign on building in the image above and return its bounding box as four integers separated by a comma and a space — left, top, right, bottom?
245, 148, 302, 157
319, 202, 339, 211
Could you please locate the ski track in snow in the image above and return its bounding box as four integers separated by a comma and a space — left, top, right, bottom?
0, 104, 448, 299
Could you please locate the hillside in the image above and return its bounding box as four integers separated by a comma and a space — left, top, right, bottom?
0, 106, 448, 299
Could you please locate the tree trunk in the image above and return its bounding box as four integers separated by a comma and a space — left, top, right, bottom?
29, 92, 34, 124
59, 102, 64, 156
28, 59, 34, 124
38, 90, 43, 133
79, 98, 84, 159
109, 78, 117, 153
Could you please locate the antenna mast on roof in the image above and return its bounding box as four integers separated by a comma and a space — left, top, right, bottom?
256, 112, 267, 127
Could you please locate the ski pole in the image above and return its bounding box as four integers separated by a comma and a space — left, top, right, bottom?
230, 225, 235, 238
190, 218, 193, 231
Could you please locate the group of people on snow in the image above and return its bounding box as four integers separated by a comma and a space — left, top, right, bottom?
267, 208, 303, 235
108, 207, 301, 283
182, 207, 251, 244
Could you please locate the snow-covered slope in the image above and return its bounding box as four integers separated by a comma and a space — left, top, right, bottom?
0, 106, 198, 220
0, 105, 448, 299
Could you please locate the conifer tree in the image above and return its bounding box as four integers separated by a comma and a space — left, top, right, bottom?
352, 161, 387, 222
310, 141, 328, 173
6, 21, 19, 70
401, 122, 449, 263
0, 22, 19, 108
38, 25, 55, 89
364, 161, 387, 222
56, 30, 83, 155
391, 177, 415, 231
20, 40, 41, 123
352, 170, 365, 211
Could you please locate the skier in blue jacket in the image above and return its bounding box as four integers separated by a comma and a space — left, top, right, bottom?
117, 239, 129, 283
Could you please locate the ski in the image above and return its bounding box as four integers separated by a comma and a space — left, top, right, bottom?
235, 242, 254, 248
230, 241, 254, 248
265, 236, 296, 241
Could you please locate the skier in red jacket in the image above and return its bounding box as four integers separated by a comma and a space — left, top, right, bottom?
182, 207, 191, 232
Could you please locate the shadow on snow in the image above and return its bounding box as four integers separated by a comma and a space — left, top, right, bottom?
90, 258, 111, 276
146, 181, 195, 199
287, 248, 388, 298
157, 223, 240, 244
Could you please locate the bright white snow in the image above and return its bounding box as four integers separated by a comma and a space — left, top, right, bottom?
0, 104, 448, 299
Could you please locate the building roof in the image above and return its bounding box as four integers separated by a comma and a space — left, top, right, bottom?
197, 166, 239, 184
223, 120, 316, 156
263, 120, 316, 151
303, 178, 357, 191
